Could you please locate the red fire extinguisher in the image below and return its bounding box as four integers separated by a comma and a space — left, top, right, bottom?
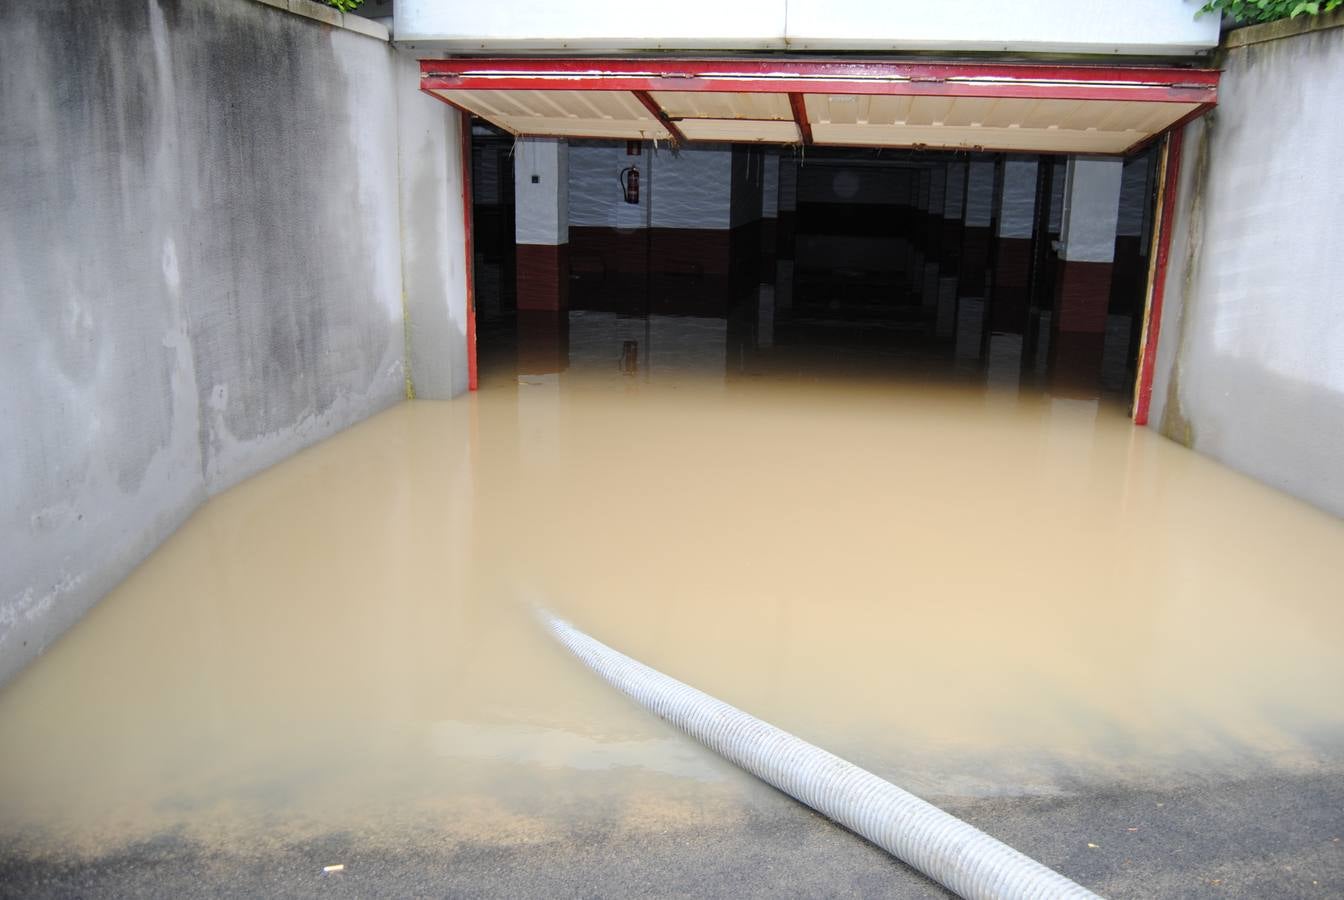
619, 164, 640, 205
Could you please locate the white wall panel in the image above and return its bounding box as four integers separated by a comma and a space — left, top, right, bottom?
1060, 158, 1123, 262
568, 142, 733, 230
514, 139, 568, 245
784, 0, 1217, 54
400, 0, 1217, 54
398, 0, 784, 48
999, 158, 1039, 239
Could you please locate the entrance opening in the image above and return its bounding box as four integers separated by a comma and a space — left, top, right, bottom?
469, 130, 1162, 402
431, 56, 1214, 404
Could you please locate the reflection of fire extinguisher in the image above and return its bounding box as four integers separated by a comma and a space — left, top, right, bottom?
619, 165, 640, 204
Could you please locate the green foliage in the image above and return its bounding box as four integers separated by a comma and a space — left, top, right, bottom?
323, 0, 365, 12
1200, 0, 1342, 24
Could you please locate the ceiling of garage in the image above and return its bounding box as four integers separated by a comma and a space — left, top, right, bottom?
421, 59, 1219, 155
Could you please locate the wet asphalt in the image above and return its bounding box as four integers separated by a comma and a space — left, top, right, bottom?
3, 767, 1340, 899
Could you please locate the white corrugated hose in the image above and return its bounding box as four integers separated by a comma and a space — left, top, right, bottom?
539, 608, 1103, 900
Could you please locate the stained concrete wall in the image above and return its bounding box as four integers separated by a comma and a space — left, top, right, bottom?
0, 0, 467, 684
396, 51, 471, 400
1149, 15, 1344, 517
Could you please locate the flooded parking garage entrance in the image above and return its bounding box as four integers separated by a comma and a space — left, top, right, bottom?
11, 0, 1344, 893
3, 314, 1344, 897
5, 49, 1344, 900
446, 58, 1219, 412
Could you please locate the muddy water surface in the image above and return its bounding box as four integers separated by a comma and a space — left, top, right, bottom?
3, 314, 1343, 863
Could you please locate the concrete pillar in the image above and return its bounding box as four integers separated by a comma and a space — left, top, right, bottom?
775, 156, 797, 311
740, 151, 783, 339
990, 157, 1039, 335
762, 152, 781, 221
956, 158, 996, 360
756, 283, 775, 348
1048, 158, 1066, 234
959, 158, 996, 297
909, 168, 929, 304
514, 138, 569, 313
397, 57, 470, 399
936, 160, 966, 339
922, 165, 946, 317
1051, 157, 1123, 390
760, 150, 781, 281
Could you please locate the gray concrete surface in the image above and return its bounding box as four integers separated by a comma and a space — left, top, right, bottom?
1149, 21, 1344, 518
1, 768, 1340, 898
0, 0, 467, 685
396, 50, 472, 400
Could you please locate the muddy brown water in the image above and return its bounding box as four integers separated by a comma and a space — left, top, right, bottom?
3, 313, 1343, 864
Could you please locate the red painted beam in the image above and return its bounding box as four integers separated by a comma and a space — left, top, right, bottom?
632, 90, 687, 145
788, 93, 813, 145
1133, 128, 1185, 425
421, 58, 1219, 105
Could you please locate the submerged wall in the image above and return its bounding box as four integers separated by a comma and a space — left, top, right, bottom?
1149, 12, 1344, 517
0, 0, 466, 684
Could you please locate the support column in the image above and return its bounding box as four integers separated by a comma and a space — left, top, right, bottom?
1031, 158, 1068, 370
959, 158, 995, 295
514, 138, 569, 313
936, 160, 966, 339
956, 157, 995, 359
397, 62, 471, 399
761, 150, 780, 281
1050, 157, 1124, 392
990, 156, 1039, 336
909, 168, 930, 307
922, 165, 947, 324
514, 139, 569, 375
985, 156, 1039, 384
1021, 158, 1056, 370
775, 155, 798, 311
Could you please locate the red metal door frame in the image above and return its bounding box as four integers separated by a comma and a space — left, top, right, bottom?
460, 112, 478, 392
1132, 128, 1185, 425
425, 57, 1217, 397
422, 58, 1217, 157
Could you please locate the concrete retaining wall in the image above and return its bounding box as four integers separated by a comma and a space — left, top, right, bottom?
0, 0, 467, 684
1149, 13, 1344, 517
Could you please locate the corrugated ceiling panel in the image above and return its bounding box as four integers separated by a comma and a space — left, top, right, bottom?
804, 94, 1199, 153
650, 91, 794, 121
675, 119, 801, 142
432, 90, 671, 140
807, 123, 1127, 153
433, 87, 1197, 153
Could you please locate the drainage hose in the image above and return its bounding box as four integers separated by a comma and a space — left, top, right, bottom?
539, 608, 1102, 900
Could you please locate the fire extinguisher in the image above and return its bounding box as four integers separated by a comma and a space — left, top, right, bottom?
619, 164, 640, 205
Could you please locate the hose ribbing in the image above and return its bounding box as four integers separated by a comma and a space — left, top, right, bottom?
539, 608, 1102, 900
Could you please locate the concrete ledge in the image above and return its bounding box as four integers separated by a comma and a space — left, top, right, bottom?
251, 0, 390, 42
1223, 6, 1344, 48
